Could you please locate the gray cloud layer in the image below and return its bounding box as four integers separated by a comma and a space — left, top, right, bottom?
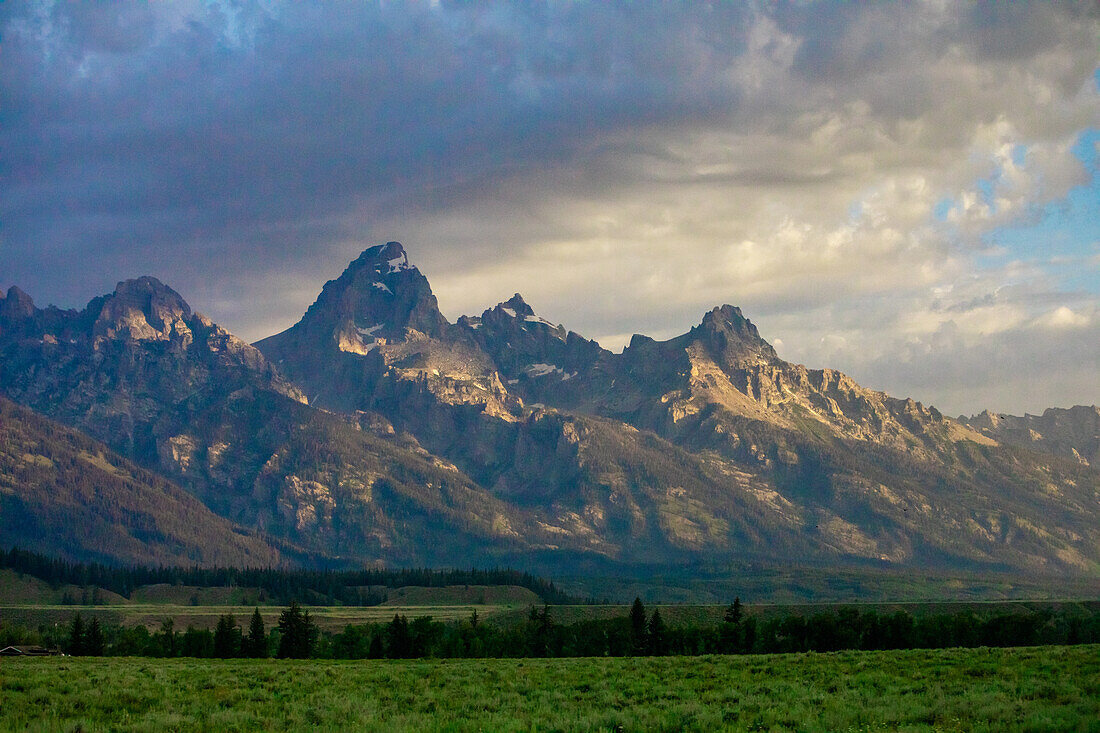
3, 1, 1098, 415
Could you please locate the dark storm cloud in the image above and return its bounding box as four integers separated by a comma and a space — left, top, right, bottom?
2, 2, 1097, 414
2, 1, 758, 308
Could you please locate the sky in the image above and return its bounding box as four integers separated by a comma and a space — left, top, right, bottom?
3, 1, 1098, 417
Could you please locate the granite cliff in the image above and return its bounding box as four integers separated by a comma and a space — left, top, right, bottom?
2, 245, 1098, 576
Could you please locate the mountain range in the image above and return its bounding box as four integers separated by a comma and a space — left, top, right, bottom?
2, 242, 1098, 579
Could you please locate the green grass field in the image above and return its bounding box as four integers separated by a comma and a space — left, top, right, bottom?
0, 571, 543, 631
2, 645, 1097, 732
0, 602, 519, 632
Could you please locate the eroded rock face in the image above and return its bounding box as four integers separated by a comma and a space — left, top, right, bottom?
277, 475, 336, 531
961, 405, 1100, 465
0, 276, 305, 484
92, 276, 193, 344
0, 286, 36, 322
245, 243, 1100, 574
4, 244, 1100, 576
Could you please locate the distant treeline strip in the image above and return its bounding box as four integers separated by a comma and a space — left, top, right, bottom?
0, 547, 581, 606
6, 598, 1100, 660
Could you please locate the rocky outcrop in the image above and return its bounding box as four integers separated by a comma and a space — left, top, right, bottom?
0, 286, 36, 323
0, 396, 284, 567
251, 243, 1100, 576
0, 277, 305, 457
962, 405, 1100, 466
3, 243, 1099, 577
256, 242, 499, 412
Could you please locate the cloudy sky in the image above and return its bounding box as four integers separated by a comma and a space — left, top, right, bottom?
3, 1, 1098, 416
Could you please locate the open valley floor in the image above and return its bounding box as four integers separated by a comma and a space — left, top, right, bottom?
2, 645, 1098, 732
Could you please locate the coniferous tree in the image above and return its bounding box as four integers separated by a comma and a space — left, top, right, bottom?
629, 597, 648, 655
67, 613, 85, 656
245, 607, 267, 658
720, 597, 744, 653
725, 597, 743, 626
526, 605, 554, 657
277, 602, 317, 659
648, 609, 666, 656
387, 613, 411, 658
214, 614, 241, 658
84, 617, 105, 656
159, 618, 178, 657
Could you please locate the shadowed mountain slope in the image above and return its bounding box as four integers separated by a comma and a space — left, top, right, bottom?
0, 396, 281, 566
253, 244, 1100, 576
0, 280, 574, 565
2, 245, 1099, 576
962, 405, 1100, 467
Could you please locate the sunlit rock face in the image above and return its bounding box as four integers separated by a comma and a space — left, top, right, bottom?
3, 244, 1100, 575
0, 276, 309, 515
249, 243, 1100, 575
255, 241, 502, 414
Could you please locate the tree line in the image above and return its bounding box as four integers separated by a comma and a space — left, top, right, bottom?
8, 597, 1099, 660
0, 546, 581, 606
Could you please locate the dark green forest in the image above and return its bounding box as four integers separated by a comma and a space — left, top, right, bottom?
0, 547, 581, 606
8, 597, 1100, 661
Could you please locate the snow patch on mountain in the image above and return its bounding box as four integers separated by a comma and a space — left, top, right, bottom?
357, 324, 384, 337
524, 363, 577, 380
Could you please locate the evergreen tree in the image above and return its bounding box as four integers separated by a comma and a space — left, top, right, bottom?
647, 609, 667, 656
629, 597, 648, 654
214, 614, 241, 658
387, 613, 412, 658
527, 605, 554, 657
84, 617, 105, 656
245, 607, 267, 658
724, 597, 743, 626
720, 596, 744, 653
159, 618, 178, 657
277, 601, 317, 659
67, 613, 85, 656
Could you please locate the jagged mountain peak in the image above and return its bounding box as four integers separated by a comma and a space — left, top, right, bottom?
480, 294, 565, 331
465, 293, 573, 349
91, 276, 193, 343
348, 240, 412, 274
293, 242, 448, 340
497, 293, 535, 318
687, 304, 778, 368
0, 285, 36, 321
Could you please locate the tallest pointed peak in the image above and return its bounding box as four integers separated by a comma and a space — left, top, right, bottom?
348, 241, 411, 274
274, 241, 448, 341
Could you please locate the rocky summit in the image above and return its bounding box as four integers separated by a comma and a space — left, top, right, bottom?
2, 244, 1099, 578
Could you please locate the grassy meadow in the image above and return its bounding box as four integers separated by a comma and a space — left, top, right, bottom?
0, 567, 542, 631
0, 601, 512, 632
2, 644, 1098, 732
